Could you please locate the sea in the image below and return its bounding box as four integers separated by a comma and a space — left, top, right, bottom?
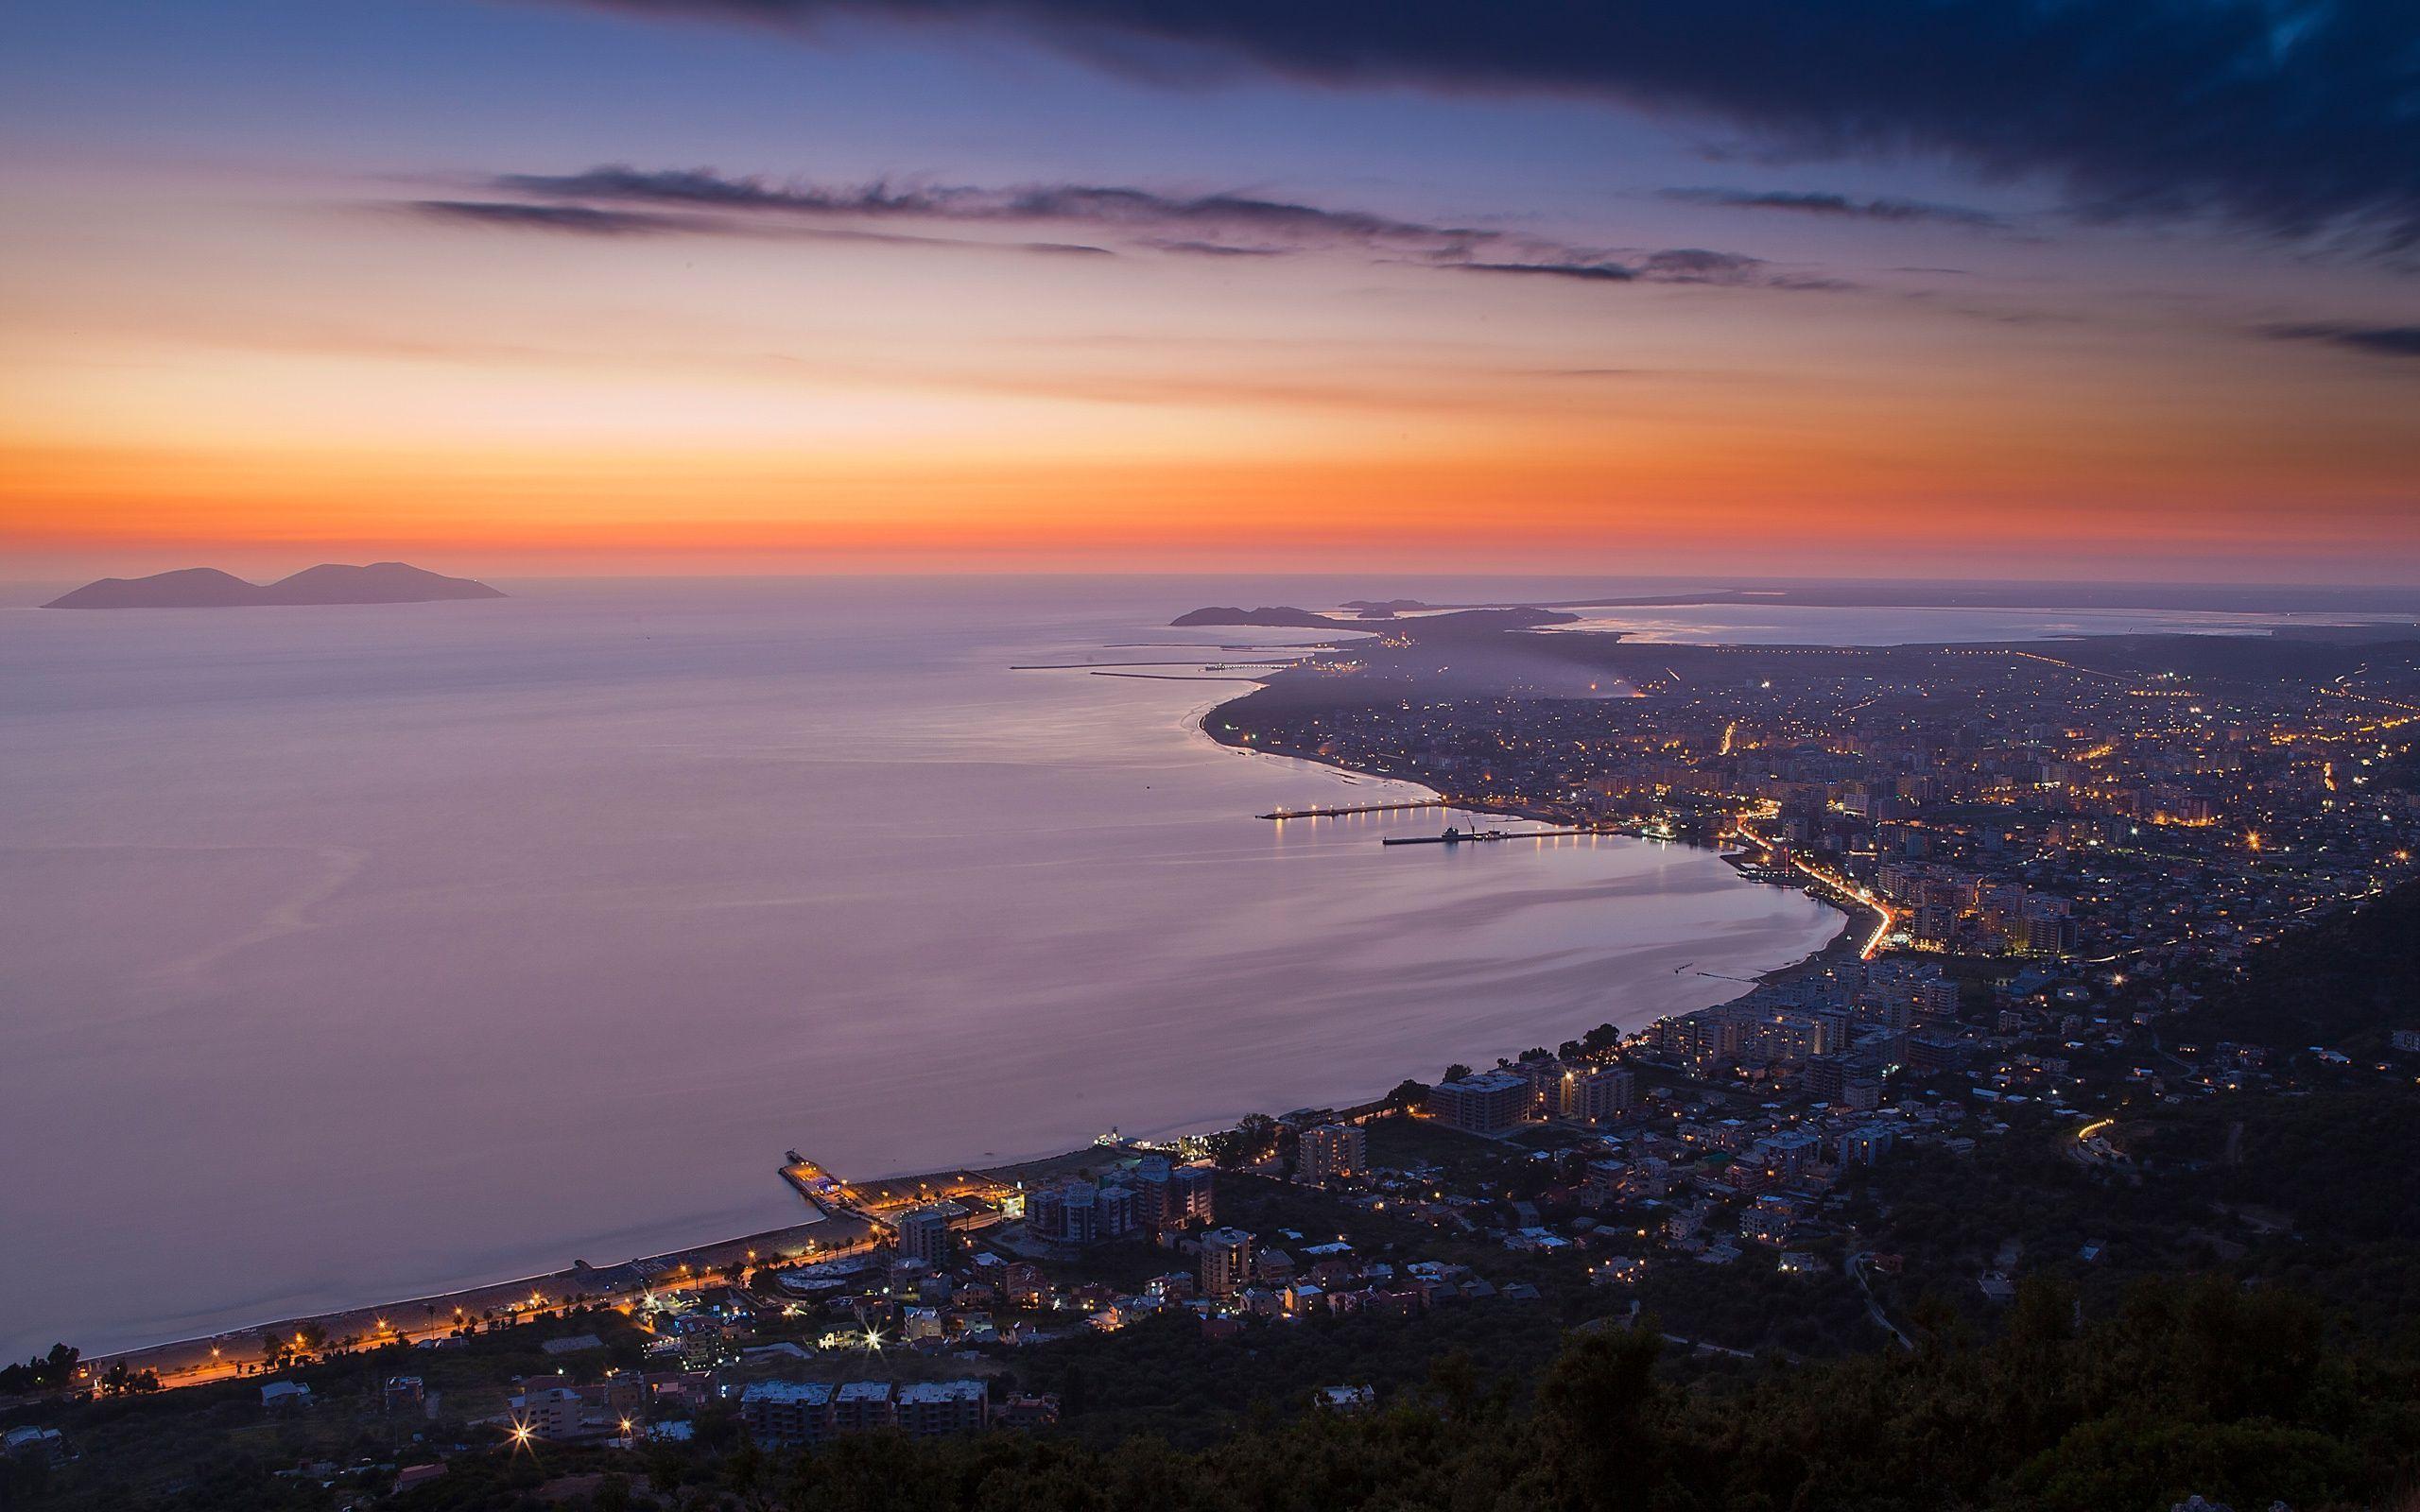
0, 576, 2399, 1356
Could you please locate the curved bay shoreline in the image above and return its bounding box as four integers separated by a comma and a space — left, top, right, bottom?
1195, 678, 1862, 1003
78, 652, 1849, 1377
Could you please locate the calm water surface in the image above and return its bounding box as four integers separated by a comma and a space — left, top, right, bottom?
7, 575, 2242, 1355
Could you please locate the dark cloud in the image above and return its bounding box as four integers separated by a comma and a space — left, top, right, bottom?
1141, 238, 1291, 257
405, 192, 1110, 255
2263, 323, 2420, 358
427, 163, 1852, 288
408, 199, 694, 234
448, 163, 1838, 286
1637, 247, 1764, 283
581, 0, 2420, 260
1459, 261, 1637, 283
1660, 187, 2008, 230
1459, 247, 1849, 290
496, 166, 1495, 251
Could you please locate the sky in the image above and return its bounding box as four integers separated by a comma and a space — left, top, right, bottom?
1, 0, 2415, 583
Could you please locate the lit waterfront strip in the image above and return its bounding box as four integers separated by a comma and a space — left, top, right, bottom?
1729, 816, 1897, 959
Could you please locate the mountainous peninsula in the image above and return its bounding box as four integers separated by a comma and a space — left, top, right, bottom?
43, 562, 504, 610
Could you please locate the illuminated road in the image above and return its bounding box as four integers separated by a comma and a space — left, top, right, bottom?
86, 1214, 875, 1395
1730, 816, 1898, 958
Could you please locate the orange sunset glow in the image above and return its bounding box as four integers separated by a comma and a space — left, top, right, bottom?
3, 3, 2416, 582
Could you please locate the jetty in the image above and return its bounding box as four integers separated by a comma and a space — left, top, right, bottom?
1258, 798, 1449, 820
1382, 826, 1604, 846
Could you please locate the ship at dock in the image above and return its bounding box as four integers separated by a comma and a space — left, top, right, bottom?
1383, 823, 1606, 846
1384, 825, 1512, 846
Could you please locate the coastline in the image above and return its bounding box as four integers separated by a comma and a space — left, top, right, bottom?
1194, 677, 1859, 998
75, 659, 1845, 1381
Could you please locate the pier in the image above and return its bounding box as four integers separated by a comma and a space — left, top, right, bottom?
1258, 798, 1450, 820
1382, 826, 1605, 846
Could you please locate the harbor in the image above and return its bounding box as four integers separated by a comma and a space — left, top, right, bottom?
1257, 799, 1449, 820
1381, 825, 1611, 846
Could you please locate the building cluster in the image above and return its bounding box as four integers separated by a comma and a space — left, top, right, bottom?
1430, 1061, 1638, 1137
1238, 639, 2420, 981
502, 1365, 722, 1444
738, 1378, 993, 1447
1645, 955, 1963, 1092
1017, 1154, 1217, 1250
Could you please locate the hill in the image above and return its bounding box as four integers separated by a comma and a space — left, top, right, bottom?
1172, 605, 1580, 635
43, 562, 504, 610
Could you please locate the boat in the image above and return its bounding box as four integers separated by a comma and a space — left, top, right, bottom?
1384, 826, 1508, 846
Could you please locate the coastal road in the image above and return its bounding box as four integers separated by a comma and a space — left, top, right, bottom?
1729, 818, 1898, 958
89, 1214, 876, 1394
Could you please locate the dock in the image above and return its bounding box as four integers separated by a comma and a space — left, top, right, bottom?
1259, 798, 1449, 820
780, 1150, 1019, 1228
1382, 826, 1605, 846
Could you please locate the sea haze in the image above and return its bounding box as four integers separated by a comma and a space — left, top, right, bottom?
7, 574, 2322, 1358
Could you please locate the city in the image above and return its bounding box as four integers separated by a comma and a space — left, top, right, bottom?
8, 0, 2420, 1506
9, 613, 2418, 1506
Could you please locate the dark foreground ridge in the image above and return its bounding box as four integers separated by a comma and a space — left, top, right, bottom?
43, 562, 504, 610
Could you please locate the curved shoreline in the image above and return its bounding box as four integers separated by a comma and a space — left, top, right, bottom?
77, 664, 1844, 1377
1192, 679, 1860, 994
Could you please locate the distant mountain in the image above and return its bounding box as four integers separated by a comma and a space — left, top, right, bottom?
1339, 599, 1434, 619
1173, 604, 1578, 636
44, 562, 505, 610
44, 567, 266, 610
1170, 606, 1340, 629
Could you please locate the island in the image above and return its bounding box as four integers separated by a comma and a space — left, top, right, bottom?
1172, 604, 1580, 636
43, 561, 505, 610
1339, 598, 1434, 618
1169, 605, 1340, 629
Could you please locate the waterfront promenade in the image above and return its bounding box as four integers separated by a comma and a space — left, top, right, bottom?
83, 1208, 876, 1393
81, 1140, 1132, 1392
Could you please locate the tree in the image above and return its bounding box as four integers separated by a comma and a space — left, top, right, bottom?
1535, 1325, 1664, 1493
1426, 1349, 1479, 1418
1384, 1079, 1431, 1113
645, 1446, 686, 1499
0, 1343, 78, 1395
1443, 1064, 1474, 1083
1209, 1113, 1281, 1168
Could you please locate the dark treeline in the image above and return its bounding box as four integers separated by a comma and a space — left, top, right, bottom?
2179, 874, 2420, 1055
0, 1350, 78, 1399
365, 1275, 2413, 1512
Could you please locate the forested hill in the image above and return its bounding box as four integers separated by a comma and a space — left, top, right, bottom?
354, 1276, 2419, 1512
2182, 874, 2420, 1054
